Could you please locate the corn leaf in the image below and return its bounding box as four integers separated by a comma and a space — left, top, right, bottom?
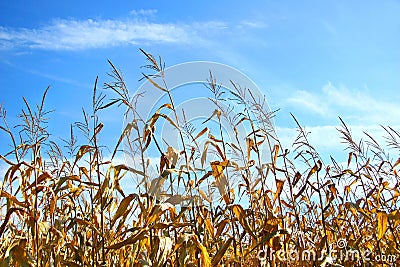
377, 210, 388, 240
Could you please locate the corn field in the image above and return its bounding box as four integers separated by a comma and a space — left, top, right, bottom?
0, 50, 399, 266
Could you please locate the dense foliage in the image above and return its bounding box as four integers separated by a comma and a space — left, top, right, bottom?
1, 51, 399, 266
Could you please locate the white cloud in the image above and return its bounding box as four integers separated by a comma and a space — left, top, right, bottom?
322, 83, 400, 124
276, 123, 400, 160
287, 90, 331, 116
237, 20, 268, 29
0, 19, 194, 50
0, 18, 224, 51
285, 82, 400, 125
0, 14, 272, 52
281, 82, 400, 161
276, 125, 340, 151
0, 161, 7, 181
130, 9, 158, 17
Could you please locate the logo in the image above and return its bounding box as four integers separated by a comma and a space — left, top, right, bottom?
257, 237, 397, 264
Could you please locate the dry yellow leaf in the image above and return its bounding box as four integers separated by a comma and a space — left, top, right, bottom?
111, 194, 136, 227
204, 218, 215, 238
389, 210, 400, 227
195, 238, 211, 267
273, 179, 285, 204
211, 237, 233, 266
231, 204, 256, 239
377, 209, 388, 240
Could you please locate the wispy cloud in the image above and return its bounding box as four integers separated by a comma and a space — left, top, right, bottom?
0, 15, 264, 51
0, 58, 91, 89
0, 160, 8, 181
276, 125, 340, 152
237, 20, 268, 29
287, 90, 331, 116
285, 82, 400, 125
0, 19, 195, 50
276, 123, 400, 161
129, 9, 158, 17
0, 17, 225, 51
322, 83, 400, 124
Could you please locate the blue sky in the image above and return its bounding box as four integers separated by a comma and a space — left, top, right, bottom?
1, 0, 400, 164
